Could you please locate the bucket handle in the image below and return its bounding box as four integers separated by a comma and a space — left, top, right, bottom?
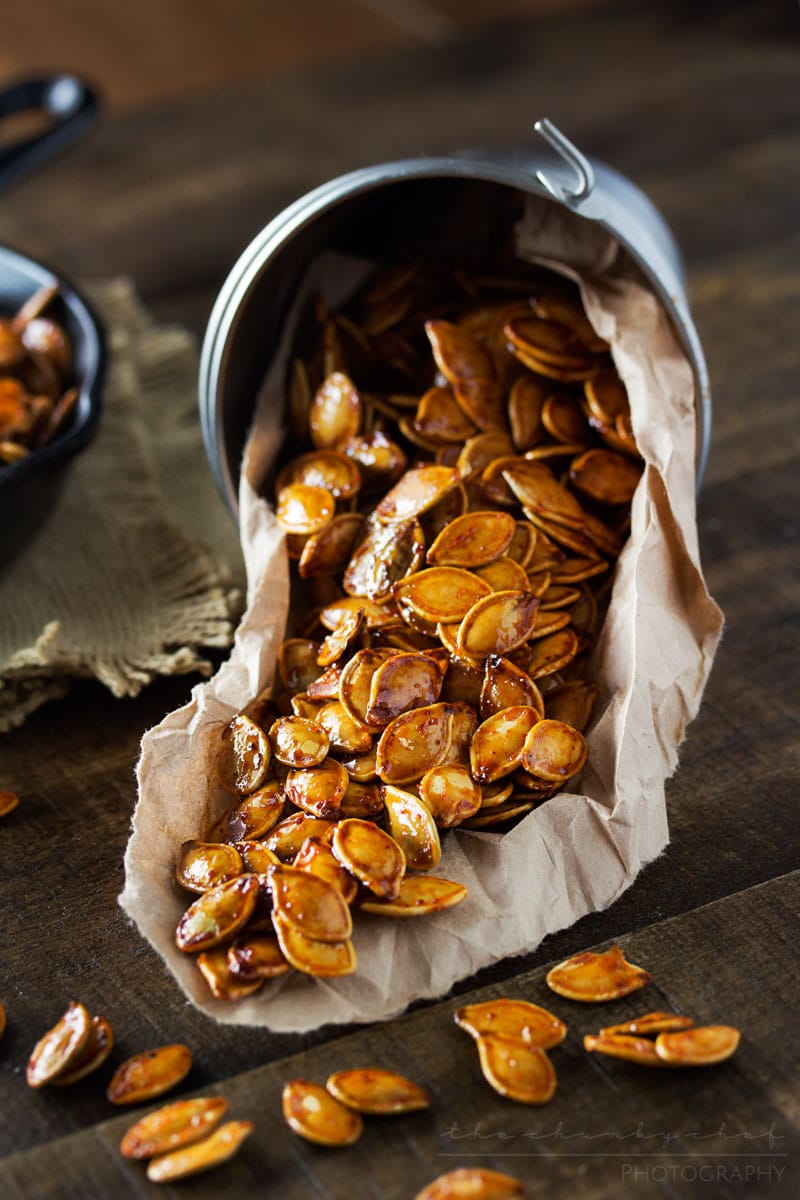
533, 118, 595, 206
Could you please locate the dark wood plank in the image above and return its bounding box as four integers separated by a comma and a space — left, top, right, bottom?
1, 872, 797, 1199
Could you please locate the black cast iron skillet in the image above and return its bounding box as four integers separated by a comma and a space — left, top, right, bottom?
0, 75, 104, 567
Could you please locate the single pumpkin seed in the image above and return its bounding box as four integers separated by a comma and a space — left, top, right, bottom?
546, 946, 652, 1002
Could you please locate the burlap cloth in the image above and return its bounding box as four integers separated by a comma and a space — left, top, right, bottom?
0, 280, 243, 732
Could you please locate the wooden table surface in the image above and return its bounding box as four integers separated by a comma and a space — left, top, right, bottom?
1, 2, 798, 1197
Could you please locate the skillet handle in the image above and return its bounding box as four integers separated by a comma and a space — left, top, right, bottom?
0, 74, 100, 191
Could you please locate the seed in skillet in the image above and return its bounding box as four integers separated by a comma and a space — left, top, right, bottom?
282, 1079, 363, 1146
120, 1096, 229, 1159
455, 999, 566, 1050
600, 1011, 694, 1037
326, 1068, 431, 1114
476, 1034, 557, 1104
175, 874, 259, 953
216, 714, 271, 796
583, 1032, 665, 1066
0, 788, 19, 817
359, 874, 467, 916
414, 1167, 525, 1199
546, 946, 652, 1002
107, 1044, 193, 1105
26, 1001, 92, 1087
331, 819, 405, 899
146, 1119, 254, 1183
52, 1014, 114, 1085
654, 1025, 740, 1066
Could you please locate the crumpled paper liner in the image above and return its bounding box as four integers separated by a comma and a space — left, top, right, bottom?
121, 195, 723, 1031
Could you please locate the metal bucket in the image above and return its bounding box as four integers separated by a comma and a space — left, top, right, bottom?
199, 120, 710, 516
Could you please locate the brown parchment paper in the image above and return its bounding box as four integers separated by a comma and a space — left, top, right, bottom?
120, 196, 723, 1031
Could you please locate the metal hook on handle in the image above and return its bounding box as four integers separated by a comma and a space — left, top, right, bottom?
533, 118, 595, 205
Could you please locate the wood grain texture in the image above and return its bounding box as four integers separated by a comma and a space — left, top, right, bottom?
1, 873, 797, 1199
0, 0, 798, 1182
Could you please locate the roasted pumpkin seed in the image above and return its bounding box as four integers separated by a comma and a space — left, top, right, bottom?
0, 787, 19, 817
655, 1025, 740, 1066
268, 864, 353, 942
276, 482, 335, 535
359, 874, 467, 916
265, 813, 334, 861
120, 1096, 229, 1160
206, 778, 284, 843
414, 1167, 524, 1200
272, 913, 357, 977
107, 1044, 193, 1105
470, 706, 542, 783
282, 1079, 363, 1145
175, 841, 243, 893
381, 784, 442, 871
480, 655, 544, 720
600, 1011, 694, 1038
175, 875, 259, 952
583, 1032, 664, 1066
269, 715, 330, 768
476, 1034, 557, 1104
216, 714, 271, 796
310, 372, 361, 449
455, 999, 566, 1049
276, 448, 361, 498
27, 1002, 92, 1087
427, 510, 515, 568
418, 763, 482, 826
196, 949, 265, 1001
546, 946, 652, 1002
375, 465, 459, 523
293, 836, 358, 902
458, 590, 539, 659
570, 447, 642, 505
376, 702, 454, 784
286, 757, 349, 818
227, 933, 291, 981
331, 818, 405, 899
146, 1120, 254, 1182
326, 1068, 431, 1114
366, 651, 443, 725
520, 719, 587, 783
